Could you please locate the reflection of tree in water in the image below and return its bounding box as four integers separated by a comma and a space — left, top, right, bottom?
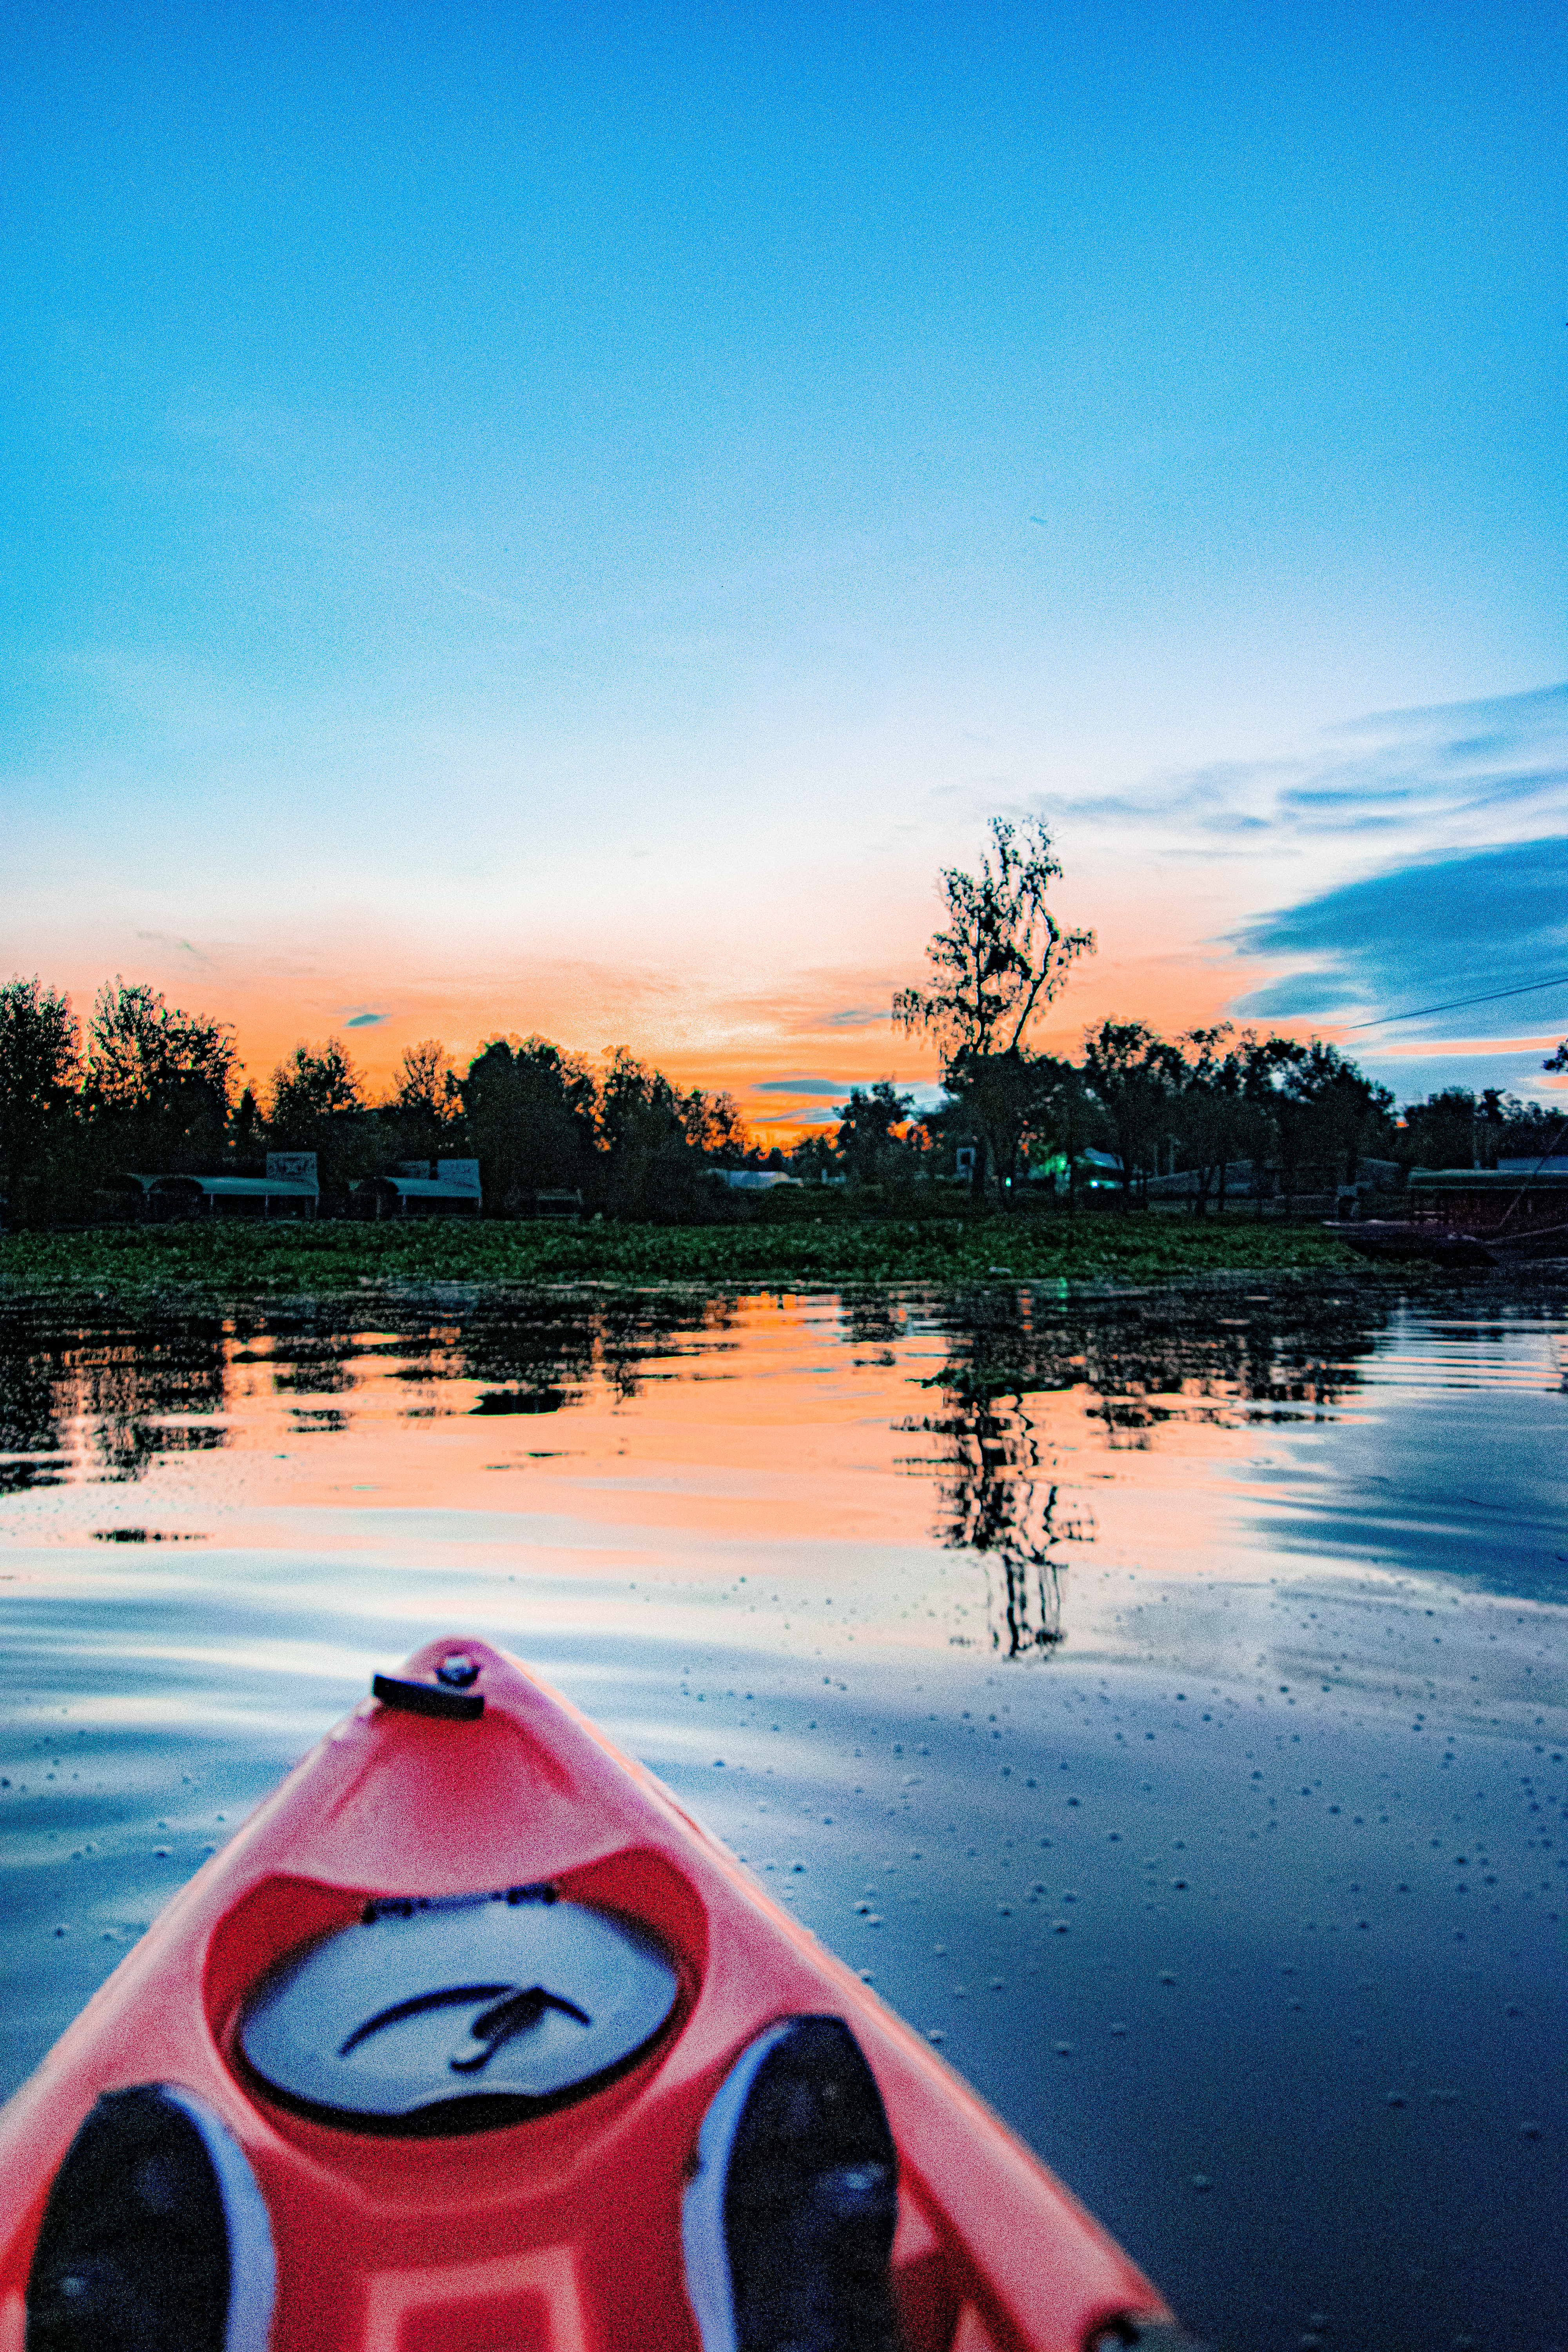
923, 1369, 1087, 1655
271, 1341, 357, 1396
912, 1354, 1103, 1656
449, 1292, 739, 1406
843, 1296, 907, 1368
912, 1285, 1393, 1656
0, 1336, 74, 1492
937, 1284, 1386, 1435
0, 1312, 231, 1487
254, 1294, 741, 1421
0, 1292, 744, 1483
589, 1294, 739, 1403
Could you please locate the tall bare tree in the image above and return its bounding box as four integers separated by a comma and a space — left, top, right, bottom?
895, 819, 1094, 1195
893, 818, 1095, 1063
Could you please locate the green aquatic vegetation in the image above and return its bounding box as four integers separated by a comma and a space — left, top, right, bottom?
0, 1214, 1369, 1304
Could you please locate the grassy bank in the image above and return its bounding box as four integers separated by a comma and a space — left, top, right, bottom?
0, 1212, 1376, 1305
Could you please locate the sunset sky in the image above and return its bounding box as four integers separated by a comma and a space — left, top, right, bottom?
6, 1, 1566, 1133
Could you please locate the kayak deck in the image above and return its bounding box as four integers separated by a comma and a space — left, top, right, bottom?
0, 1640, 1175, 2352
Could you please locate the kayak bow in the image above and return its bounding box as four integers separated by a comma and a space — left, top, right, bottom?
0, 1640, 1179, 2352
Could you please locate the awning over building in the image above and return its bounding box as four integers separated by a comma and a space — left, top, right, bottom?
1410, 1165, 1568, 1190
158, 1176, 318, 1200
120, 1153, 320, 1218
356, 1158, 482, 1216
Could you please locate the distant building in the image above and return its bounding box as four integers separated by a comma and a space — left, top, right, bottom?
128, 1152, 320, 1221
1142, 1156, 1401, 1206
103, 1172, 164, 1219
711, 1170, 802, 1190
356, 1158, 483, 1219
105, 1148, 319, 1223
1031, 1147, 1122, 1194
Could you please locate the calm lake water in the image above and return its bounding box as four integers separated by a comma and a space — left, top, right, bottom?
2, 1277, 1564, 2352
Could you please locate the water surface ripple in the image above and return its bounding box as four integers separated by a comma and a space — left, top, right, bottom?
2, 1280, 1564, 2352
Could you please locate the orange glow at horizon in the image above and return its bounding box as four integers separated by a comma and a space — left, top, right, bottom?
35, 904, 1332, 1139
27, 824, 1565, 1144
34, 938, 1565, 1146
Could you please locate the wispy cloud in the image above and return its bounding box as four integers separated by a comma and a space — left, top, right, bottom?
1014, 680, 1568, 1068
131, 924, 224, 961
1032, 681, 1568, 856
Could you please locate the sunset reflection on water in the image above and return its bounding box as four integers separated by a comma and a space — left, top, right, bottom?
2, 1279, 1565, 2352
4, 1284, 1562, 1655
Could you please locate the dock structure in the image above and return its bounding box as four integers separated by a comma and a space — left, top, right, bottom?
1341, 1159, 1568, 1265
1408, 1161, 1568, 1251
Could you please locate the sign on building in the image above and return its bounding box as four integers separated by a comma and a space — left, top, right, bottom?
265, 1153, 319, 1190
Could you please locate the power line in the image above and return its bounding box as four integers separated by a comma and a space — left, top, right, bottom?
1343, 971, 1568, 1032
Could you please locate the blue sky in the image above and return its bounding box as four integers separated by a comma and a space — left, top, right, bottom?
5, 1, 1566, 1113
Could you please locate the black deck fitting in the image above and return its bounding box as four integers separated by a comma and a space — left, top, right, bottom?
371, 1673, 485, 1722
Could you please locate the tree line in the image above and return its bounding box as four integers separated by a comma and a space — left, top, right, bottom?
0, 981, 750, 1223
845, 1028, 1563, 1211
2, 826, 1563, 1224
884, 818, 1564, 1207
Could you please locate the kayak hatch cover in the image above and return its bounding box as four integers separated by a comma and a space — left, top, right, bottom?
0, 1639, 1181, 2352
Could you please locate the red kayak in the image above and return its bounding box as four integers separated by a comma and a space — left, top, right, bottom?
0, 1640, 1180, 2352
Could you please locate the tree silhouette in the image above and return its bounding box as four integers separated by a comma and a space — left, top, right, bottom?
894, 818, 1094, 1063
268, 1039, 363, 1129
0, 977, 80, 1208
